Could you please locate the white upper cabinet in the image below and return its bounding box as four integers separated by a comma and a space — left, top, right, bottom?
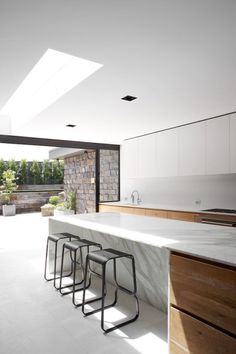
178, 122, 206, 176
121, 116, 233, 180
156, 129, 178, 177
230, 114, 236, 173
138, 134, 157, 178
206, 117, 230, 174
121, 138, 138, 179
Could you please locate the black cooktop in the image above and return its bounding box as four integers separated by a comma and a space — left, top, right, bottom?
202, 208, 236, 214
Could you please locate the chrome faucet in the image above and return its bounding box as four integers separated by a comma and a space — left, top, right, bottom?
131, 190, 141, 205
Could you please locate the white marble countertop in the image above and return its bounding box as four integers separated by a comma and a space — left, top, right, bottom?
51, 212, 236, 267
100, 201, 236, 215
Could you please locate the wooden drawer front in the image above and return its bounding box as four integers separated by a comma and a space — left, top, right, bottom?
99, 205, 123, 213
145, 209, 168, 218
99, 205, 133, 214
168, 211, 197, 222
132, 208, 146, 216
170, 254, 236, 335
170, 307, 236, 354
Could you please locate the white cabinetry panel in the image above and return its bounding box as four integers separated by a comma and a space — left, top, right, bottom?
121, 139, 138, 178
206, 117, 230, 174
230, 114, 236, 172
156, 129, 178, 177
178, 122, 206, 176
138, 134, 157, 177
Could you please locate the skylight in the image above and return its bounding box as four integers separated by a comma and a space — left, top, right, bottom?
0, 49, 103, 131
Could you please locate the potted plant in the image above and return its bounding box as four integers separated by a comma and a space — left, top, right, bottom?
40, 195, 60, 217
0, 169, 18, 216
40, 203, 55, 217
54, 191, 76, 215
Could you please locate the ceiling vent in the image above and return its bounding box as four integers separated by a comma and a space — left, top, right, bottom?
121, 95, 137, 101
66, 124, 76, 128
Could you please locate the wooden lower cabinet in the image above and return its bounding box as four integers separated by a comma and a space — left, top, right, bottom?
170, 254, 236, 335
170, 253, 236, 354
145, 209, 168, 218
99, 204, 236, 225
167, 211, 197, 222
99, 204, 198, 221
170, 307, 236, 354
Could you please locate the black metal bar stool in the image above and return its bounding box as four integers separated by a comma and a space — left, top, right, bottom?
82, 248, 139, 334
59, 239, 102, 306
44, 232, 80, 288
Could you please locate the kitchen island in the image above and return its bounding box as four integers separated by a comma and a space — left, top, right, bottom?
49, 212, 236, 308
48, 212, 236, 353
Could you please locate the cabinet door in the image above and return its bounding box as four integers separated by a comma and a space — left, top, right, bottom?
138, 134, 157, 178
170, 254, 236, 335
121, 139, 138, 179
206, 117, 230, 174
170, 307, 236, 354
156, 129, 178, 177
230, 114, 236, 172
178, 122, 206, 176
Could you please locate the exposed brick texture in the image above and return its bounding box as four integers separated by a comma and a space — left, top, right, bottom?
99, 150, 119, 202
64, 151, 96, 214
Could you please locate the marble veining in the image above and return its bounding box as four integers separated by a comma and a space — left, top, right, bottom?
48, 212, 236, 313
50, 212, 236, 267
49, 219, 169, 312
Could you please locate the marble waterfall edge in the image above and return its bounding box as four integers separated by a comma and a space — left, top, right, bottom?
48, 218, 169, 313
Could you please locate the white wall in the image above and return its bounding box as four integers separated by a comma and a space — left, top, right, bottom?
121, 174, 236, 209
121, 115, 236, 209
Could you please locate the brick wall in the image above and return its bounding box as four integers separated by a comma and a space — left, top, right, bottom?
0, 185, 63, 214
64, 151, 96, 213
99, 150, 119, 201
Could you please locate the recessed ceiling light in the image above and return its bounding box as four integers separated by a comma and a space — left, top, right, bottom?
66, 124, 76, 128
121, 95, 137, 101
0, 49, 103, 132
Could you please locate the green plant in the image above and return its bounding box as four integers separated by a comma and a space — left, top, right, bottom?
49, 195, 60, 206
55, 202, 67, 211
30, 160, 42, 184
42, 159, 51, 184
0, 169, 18, 204
51, 160, 61, 184
59, 160, 64, 183
8, 159, 17, 172
0, 158, 5, 182
65, 191, 76, 212
17, 159, 27, 184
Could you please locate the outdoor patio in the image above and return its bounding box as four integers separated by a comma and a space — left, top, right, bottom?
0, 212, 168, 354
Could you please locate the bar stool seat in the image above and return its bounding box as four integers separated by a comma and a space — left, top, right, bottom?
64, 239, 99, 252
44, 232, 80, 288
82, 248, 139, 334
59, 238, 102, 305
48, 232, 75, 243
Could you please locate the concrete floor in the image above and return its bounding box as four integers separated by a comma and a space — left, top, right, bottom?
0, 212, 168, 354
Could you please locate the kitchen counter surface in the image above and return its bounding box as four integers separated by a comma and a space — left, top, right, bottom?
100, 201, 236, 215
51, 212, 236, 267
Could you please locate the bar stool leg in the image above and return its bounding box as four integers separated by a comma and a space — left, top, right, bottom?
44, 238, 50, 281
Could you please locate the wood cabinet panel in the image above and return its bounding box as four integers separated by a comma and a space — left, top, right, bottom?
167, 211, 197, 222
131, 208, 146, 216
170, 307, 236, 354
99, 205, 132, 214
145, 209, 168, 218
170, 254, 236, 335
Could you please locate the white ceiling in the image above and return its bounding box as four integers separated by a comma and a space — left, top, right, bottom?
0, 0, 236, 144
